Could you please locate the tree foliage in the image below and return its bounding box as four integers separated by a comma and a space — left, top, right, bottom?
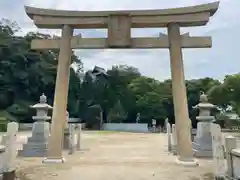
0, 19, 82, 124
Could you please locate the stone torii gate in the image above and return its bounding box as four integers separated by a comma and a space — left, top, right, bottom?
24, 1, 219, 165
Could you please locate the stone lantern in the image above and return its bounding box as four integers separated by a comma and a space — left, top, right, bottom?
192, 92, 216, 157
19, 93, 52, 157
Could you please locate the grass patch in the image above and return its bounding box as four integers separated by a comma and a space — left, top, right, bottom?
0, 113, 7, 132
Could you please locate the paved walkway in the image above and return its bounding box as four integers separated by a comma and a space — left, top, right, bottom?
11, 132, 214, 180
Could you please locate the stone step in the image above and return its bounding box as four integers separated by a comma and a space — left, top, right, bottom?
18, 149, 47, 157
27, 136, 49, 142
192, 142, 212, 151
22, 142, 48, 149
193, 148, 213, 157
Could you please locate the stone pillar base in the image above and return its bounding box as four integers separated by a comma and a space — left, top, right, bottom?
2, 170, 16, 180
42, 157, 65, 164
176, 157, 199, 166
19, 121, 50, 157
171, 145, 178, 155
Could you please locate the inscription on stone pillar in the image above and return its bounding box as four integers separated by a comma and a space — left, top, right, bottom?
107, 14, 131, 48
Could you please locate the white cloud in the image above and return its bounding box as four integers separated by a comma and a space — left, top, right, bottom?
0, 0, 239, 81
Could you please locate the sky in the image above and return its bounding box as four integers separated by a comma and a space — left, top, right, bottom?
0, 0, 239, 81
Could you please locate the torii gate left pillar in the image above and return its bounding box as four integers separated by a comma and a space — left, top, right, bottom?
168, 23, 195, 165
43, 25, 73, 163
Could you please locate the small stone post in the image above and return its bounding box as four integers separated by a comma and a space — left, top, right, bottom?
63, 111, 70, 150
0, 145, 5, 175
68, 124, 75, 155
76, 124, 81, 151
164, 118, 169, 133
136, 113, 140, 124
19, 94, 52, 157
159, 126, 162, 133
189, 119, 193, 141
167, 122, 172, 152
211, 123, 226, 179
152, 119, 156, 133
171, 124, 178, 155
2, 122, 19, 180
225, 135, 237, 178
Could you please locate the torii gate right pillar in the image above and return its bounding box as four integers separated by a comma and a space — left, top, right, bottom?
168, 23, 197, 165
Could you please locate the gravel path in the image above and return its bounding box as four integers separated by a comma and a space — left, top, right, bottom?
8, 131, 216, 180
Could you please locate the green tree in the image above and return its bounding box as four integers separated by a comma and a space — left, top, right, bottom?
208, 74, 240, 115
128, 76, 167, 124
107, 100, 127, 123
0, 19, 82, 123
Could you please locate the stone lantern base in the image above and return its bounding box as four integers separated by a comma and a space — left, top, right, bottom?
18, 121, 50, 157
192, 121, 213, 157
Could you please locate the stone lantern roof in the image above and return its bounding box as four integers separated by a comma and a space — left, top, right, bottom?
30, 93, 52, 110
200, 93, 208, 102
193, 92, 216, 109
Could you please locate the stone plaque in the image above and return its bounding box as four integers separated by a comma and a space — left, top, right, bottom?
107, 14, 131, 48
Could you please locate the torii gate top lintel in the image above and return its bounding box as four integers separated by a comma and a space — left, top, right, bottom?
25, 1, 219, 29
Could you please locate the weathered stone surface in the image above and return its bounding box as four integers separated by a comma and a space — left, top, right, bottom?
19, 94, 51, 157
108, 14, 131, 48
68, 124, 75, 154
76, 124, 81, 151
232, 149, 240, 179
2, 122, 18, 173
167, 123, 171, 152
171, 124, 177, 155
0, 135, 7, 146
168, 23, 197, 165
211, 123, 226, 179
225, 135, 237, 178
193, 122, 213, 157
0, 145, 6, 174
18, 121, 50, 157
25, 2, 219, 28
45, 25, 73, 162
63, 126, 70, 150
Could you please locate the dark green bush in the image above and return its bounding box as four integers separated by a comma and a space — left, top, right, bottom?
0, 117, 7, 132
